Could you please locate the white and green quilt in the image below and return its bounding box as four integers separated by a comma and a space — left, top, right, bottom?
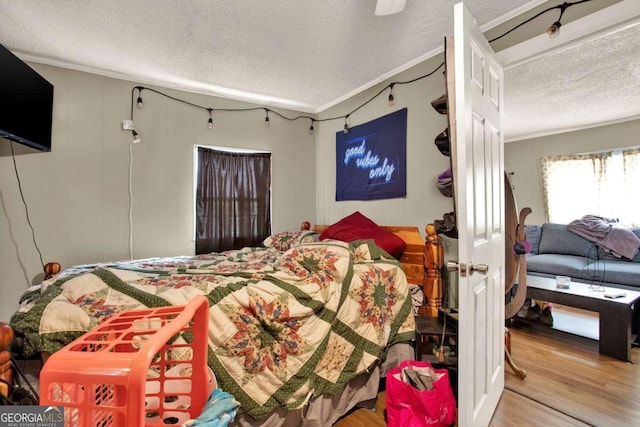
11, 239, 415, 420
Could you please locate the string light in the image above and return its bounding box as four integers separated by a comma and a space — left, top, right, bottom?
136, 87, 143, 109
489, 0, 592, 43
547, 20, 561, 38
546, 2, 571, 38
128, 1, 592, 135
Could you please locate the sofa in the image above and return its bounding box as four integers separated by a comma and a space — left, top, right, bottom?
525, 223, 640, 290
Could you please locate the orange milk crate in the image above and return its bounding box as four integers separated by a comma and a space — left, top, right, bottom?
40, 295, 214, 427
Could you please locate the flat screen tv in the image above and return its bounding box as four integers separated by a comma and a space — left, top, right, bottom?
0, 44, 54, 152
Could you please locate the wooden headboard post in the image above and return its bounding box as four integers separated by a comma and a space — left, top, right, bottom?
421, 224, 444, 316
0, 322, 14, 398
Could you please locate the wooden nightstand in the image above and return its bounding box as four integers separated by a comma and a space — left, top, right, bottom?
414, 315, 457, 366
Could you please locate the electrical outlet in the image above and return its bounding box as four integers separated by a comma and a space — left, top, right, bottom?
121, 120, 134, 130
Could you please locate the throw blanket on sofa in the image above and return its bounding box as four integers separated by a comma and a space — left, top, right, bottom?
11, 239, 415, 421
568, 215, 640, 260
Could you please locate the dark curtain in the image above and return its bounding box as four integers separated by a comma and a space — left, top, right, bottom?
195, 147, 271, 254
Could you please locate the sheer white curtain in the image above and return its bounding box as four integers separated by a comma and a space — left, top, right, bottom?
541, 148, 640, 227
621, 148, 640, 226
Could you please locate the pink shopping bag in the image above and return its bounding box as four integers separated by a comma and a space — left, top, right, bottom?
386, 360, 457, 427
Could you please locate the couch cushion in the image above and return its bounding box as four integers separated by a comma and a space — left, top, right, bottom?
525, 225, 542, 255
538, 223, 598, 259
526, 254, 591, 278
634, 229, 640, 262
582, 260, 640, 287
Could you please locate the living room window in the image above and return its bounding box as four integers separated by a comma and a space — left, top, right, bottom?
194, 146, 271, 254
541, 147, 640, 227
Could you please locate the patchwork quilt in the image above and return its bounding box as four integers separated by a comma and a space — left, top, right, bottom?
11, 239, 415, 420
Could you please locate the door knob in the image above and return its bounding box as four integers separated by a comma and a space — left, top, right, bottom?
447, 261, 488, 277
446, 261, 467, 277
469, 261, 488, 275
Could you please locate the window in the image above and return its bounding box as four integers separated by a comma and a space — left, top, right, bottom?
195, 146, 271, 254
541, 148, 640, 226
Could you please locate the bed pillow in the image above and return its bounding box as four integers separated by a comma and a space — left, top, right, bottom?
319, 211, 406, 257
263, 230, 317, 251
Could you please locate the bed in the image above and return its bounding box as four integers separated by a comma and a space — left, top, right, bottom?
9, 219, 425, 426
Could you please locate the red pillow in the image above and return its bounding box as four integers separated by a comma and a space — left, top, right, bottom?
319, 211, 407, 257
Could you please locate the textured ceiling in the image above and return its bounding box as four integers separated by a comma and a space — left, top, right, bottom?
0, 0, 636, 140
504, 18, 640, 141
0, 0, 534, 112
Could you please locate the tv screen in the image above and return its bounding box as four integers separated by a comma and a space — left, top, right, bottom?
0, 44, 54, 152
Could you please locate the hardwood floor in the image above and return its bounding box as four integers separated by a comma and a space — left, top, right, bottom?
334, 390, 388, 427
337, 305, 640, 426
499, 315, 640, 426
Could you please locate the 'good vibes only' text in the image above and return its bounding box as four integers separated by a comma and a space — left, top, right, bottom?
343, 140, 395, 182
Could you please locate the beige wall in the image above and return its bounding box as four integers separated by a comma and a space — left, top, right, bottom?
0, 64, 316, 320
315, 55, 457, 241
505, 118, 640, 225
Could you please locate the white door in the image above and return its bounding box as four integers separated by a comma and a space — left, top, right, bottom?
450, 3, 505, 426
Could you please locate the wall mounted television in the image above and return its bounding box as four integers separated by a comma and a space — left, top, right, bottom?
0, 43, 54, 152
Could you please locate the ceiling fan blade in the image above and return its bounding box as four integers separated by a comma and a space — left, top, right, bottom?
375, 0, 407, 16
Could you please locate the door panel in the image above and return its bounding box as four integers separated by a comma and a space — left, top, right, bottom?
450, 2, 505, 425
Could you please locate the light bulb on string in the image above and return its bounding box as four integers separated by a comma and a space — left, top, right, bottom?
207, 108, 213, 129
546, 21, 561, 38
343, 116, 349, 134
388, 84, 395, 107
547, 2, 568, 39
264, 109, 270, 127
309, 120, 315, 135
136, 88, 143, 109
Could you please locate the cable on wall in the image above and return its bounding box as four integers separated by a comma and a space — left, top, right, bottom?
9, 141, 45, 272
128, 142, 135, 260
127, 86, 141, 260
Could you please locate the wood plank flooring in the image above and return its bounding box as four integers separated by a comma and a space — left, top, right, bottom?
337, 305, 640, 426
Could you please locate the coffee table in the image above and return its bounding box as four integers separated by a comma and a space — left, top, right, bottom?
523, 275, 640, 362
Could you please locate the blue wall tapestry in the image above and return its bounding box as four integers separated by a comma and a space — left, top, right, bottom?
336, 108, 407, 201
